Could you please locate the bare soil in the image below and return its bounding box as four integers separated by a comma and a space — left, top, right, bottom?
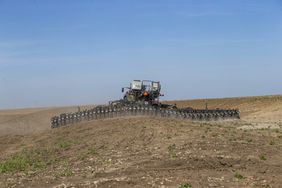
0, 95, 282, 188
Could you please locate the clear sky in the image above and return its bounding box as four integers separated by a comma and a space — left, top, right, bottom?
0, 0, 281, 109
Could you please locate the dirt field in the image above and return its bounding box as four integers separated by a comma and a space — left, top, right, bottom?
1, 95, 282, 188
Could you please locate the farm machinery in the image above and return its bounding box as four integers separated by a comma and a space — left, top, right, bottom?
51, 80, 240, 128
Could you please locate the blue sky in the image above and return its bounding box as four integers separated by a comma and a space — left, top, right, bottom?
0, 0, 281, 109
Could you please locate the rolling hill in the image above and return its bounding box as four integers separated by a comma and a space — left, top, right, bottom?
0, 95, 282, 187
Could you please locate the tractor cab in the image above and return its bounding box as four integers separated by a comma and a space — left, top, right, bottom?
122, 80, 162, 103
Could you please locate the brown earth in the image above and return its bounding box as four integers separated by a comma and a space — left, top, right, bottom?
0, 95, 282, 188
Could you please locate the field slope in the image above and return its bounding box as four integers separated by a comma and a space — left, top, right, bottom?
0, 95, 282, 187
